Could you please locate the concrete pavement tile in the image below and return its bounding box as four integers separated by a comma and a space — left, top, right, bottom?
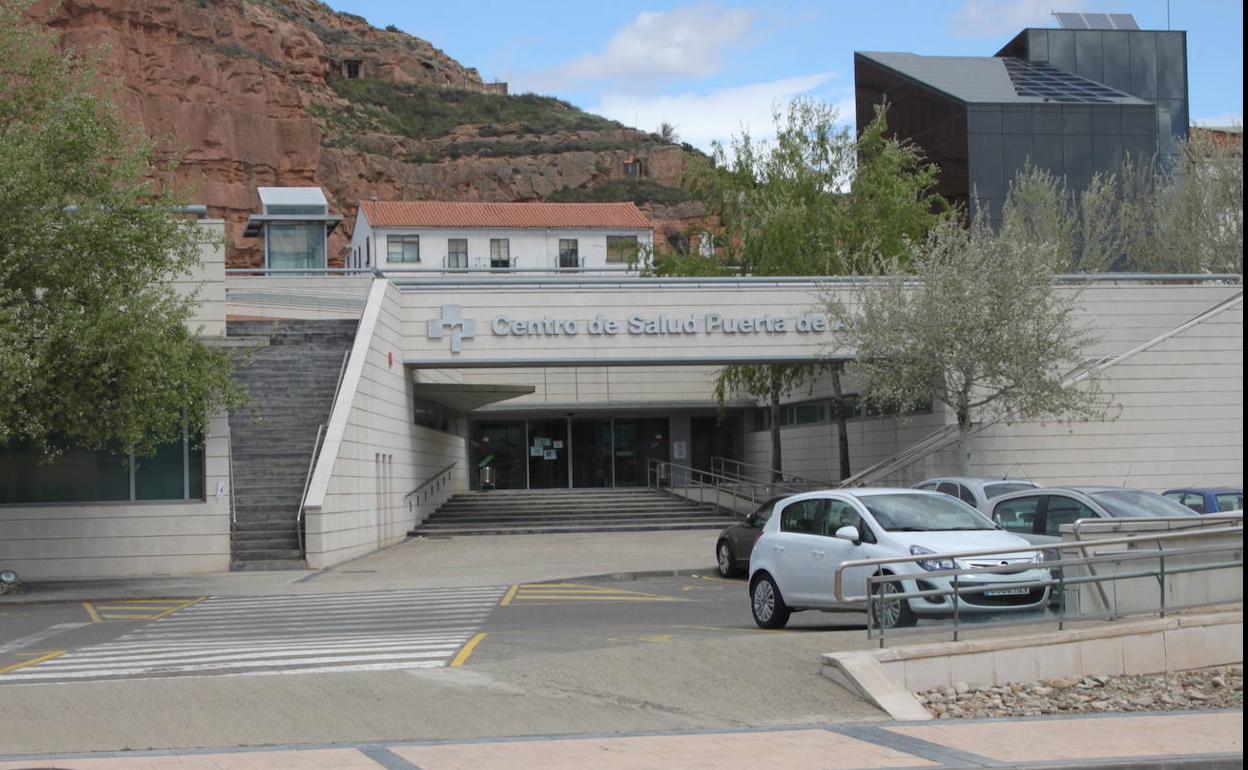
885, 711, 1243, 763
0, 749, 384, 770
392, 729, 937, 770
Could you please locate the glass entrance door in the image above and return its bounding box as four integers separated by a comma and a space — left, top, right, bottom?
527, 419, 569, 489
470, 420, 526, 490
571, 419, 613, 487
612, 418, 669, 486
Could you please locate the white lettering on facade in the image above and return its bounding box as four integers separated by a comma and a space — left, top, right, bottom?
485, 311, 842, 339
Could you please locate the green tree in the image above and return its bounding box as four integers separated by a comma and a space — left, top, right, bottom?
1003, 134, 1243, 274
0, 2, 245, 458
676, 99, 946, 480
828, 208, 1110, 476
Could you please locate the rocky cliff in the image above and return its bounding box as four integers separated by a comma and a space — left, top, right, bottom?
33, 0, 700, 267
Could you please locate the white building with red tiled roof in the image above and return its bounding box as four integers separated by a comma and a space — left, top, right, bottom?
349, 200, 653, 272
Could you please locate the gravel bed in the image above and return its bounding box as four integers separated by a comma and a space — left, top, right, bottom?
916, 666, 1243, 719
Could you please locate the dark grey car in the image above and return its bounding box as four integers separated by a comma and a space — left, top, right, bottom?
716, 497, 782, 578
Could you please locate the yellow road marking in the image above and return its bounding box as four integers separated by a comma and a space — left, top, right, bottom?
607, 633, 673, 642
697, 575, 740, 584
450, 633, 487, 668
508, 582, 683, 603
499, 584, 520, 607
83, 597, 205, 621
0, 650, 64, 674
148, 597, 206, 620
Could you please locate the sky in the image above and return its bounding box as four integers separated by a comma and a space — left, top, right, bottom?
325, 0, 1244, 152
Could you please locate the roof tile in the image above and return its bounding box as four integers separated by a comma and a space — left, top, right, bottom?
359, 200, 651, 230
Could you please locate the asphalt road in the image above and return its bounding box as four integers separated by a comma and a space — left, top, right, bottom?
0, 573, 888, 755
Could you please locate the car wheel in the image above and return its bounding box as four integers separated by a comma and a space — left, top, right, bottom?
716, 540, 739, 578
751, 573, 791, 629
871, 577, 916, 629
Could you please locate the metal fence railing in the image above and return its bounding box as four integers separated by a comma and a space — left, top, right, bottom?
832, 516, 1243, 646
647, 458, 811, 517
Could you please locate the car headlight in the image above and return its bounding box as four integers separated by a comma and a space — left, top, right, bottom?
910, 545, 955, 572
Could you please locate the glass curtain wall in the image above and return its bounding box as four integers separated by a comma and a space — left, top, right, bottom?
469, 421, 526, 491
266, 223, 326, 271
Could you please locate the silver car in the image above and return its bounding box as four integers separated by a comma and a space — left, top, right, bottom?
989, 485, 1198, 544
914, 476, 1039, 514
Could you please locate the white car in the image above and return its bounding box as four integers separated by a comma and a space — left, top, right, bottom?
913, 476, 1039, 514
747, 489, 1049, 629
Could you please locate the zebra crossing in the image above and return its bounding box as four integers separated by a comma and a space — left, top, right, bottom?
0, 586, 505, 685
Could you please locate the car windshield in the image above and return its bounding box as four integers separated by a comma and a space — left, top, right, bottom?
984, 482, 1035, 499
861, 493, 996, 532
1089, 490, 1197, 518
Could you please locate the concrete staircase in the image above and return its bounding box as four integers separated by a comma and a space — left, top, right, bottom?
411, 488, 739, 537
226, 319, 358, 571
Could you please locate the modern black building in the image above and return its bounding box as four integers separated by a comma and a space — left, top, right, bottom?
855, 14, 1188, 221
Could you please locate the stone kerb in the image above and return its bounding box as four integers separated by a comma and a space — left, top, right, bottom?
821, 609, 1243, 721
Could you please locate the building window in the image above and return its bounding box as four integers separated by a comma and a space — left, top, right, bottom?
413, 398, 463, 435
344, 60, 362, 79
447, 238, 469, 269
387, 235, 420, 264
558, 238, 579, 269
0, 432, 205, 504
266, 223, 325, 271
606, 235, 638, 264
622, 159, 641, 178
489, 238, 511, 269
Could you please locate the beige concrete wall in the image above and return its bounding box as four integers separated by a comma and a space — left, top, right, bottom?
303, 281, 467, 569
0, 418, 232, 581
0, 220, 232, 580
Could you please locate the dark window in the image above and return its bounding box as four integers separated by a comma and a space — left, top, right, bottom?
413, 398, 461, 435
622, 159, 641, 178
993, 496, 1041, 534
0, 433, 205, 504
957, 484, 978, 507
558, 239, 579, 269
936, 481, 959, 497
1180, 492, 1206, 513
1044, 495, 1098, 535
606, 235, 638, 264
447, 238, 468, 269
823, 500, 876, 543
387, 235, 420, 264
344, 60, 361, 79
1215, 493, 1243, 512
780, 499, 825, 534
985, 483, 1036, 499
489, 238, 510, 269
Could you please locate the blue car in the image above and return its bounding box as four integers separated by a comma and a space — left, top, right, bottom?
1162, 487, 1244, 514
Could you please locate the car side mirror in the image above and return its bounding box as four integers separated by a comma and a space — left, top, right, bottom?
834, 525, 861, 544
745, 514, 759, 527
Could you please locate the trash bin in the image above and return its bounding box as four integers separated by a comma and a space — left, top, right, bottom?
479, 466, 495, 491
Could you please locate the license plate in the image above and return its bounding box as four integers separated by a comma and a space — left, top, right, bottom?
983, 587, 1030, 597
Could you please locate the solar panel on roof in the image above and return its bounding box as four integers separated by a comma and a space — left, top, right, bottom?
1107, 13, 1141, 30
1054, 12, 1089, 29
1081, 12, 1114, 29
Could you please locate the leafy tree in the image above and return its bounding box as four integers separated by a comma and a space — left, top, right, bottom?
0, 2, 245, 458
828, 208, 1111, 475
657, 121, 679, 143
1004, 133, 1243, 274
676, 99, 947, 480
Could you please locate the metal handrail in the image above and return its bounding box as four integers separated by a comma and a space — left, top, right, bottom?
405, 462, 457, 505
710, 456, 825, 488
227, 432, 236, 526
296, 350, 351, 557
647, 458, 811, 515
295, 424, 324, 557
832, 521, 1245, 605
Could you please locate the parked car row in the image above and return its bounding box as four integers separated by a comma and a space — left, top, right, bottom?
714, 477, 1241, 631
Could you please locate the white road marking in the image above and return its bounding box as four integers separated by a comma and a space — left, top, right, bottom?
0, 587, 505, 684
0, 623, 88, 655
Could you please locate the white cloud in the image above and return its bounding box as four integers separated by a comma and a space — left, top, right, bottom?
1192, 114, 1243, 128
589, 72, 846, 153
525, 4, 755, 91
948, 0, 1080, 38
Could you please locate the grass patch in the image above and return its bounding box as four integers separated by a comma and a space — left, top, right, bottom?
547, 179, 693, 206
328, 77, 621, 141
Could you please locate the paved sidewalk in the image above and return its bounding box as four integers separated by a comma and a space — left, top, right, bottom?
0, 711, 1240, 769
0, 530, 720, 604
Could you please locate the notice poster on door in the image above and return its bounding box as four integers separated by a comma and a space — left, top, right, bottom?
530, 445, 543, 457
543, 449, 558, 460
673, 441, 687, 460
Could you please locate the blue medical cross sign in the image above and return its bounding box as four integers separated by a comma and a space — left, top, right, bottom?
427, 304, 476, 353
